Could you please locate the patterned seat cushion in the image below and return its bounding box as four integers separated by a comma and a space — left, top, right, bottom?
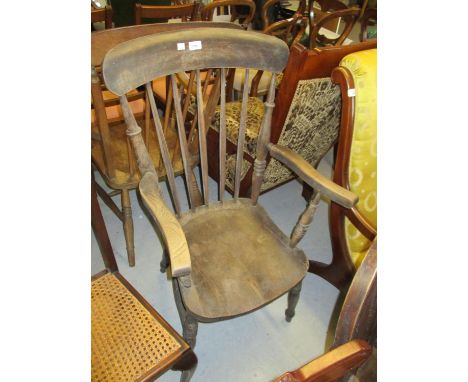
210, 96, 265, 157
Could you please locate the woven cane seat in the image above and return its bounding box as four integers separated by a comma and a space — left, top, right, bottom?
91, 272, 186, 382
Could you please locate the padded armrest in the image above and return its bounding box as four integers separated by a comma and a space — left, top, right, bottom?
267, 143, 358, 208
139, 172, 191, 278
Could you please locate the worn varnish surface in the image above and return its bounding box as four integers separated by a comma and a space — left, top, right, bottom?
178, 199, 308, 320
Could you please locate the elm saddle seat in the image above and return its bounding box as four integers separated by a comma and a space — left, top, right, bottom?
102, 28, 358, 379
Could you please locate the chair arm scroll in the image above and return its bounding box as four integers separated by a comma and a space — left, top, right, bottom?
139, 172, 191, 279
267, 143, 358, 208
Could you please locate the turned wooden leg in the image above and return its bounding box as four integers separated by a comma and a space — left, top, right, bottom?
285, 281, 302, 322
172, 349, 198, 382
160, 249, 170, 273
183, 314, 198, 349
121, 189, 135, 267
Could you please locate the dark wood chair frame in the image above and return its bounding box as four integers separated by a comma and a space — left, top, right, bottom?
91, 22, 243, 267
359, 7, 377, 42
200, 0, 256, 29
101, 27, 358, 379
91, 4, 113, 29
275, 240, 376, 382
91, 171, 198, 382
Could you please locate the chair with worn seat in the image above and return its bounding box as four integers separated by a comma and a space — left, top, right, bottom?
91, 172, 197, 382
91, 21, 242, 266
101, 27, 358, 378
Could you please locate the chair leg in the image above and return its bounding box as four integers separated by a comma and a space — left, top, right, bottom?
285, 281, 303, 322
172, 349, 198, 382
160, 249, 170, 273
182, 314, 199, 349
121, 189, 135, 267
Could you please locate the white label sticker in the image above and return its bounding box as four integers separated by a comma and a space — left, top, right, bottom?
348, 88, 356, 97
188, 40, 202, 51
177, 42, 185, 51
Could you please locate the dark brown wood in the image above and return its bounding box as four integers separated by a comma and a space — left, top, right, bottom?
134, 2, 200, 25
92, 171, 118, 273
200, 0, 256, 29
359, 7, 377, 42
91, 5, 113, 29
273, 340, 372, 382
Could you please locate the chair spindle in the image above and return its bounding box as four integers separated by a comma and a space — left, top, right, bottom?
145, 82, 182, 216
196, 69, 209, 205
251, 73, 277, 204
234, 68, 250, 199
289, 190, 321, 248
170, 74, 197, 209
219, 68, 227, 202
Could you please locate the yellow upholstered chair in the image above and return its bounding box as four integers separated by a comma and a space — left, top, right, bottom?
311, 47, 377, 290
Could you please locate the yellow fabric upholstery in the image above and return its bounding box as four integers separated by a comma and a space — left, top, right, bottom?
339, 49, 377, 268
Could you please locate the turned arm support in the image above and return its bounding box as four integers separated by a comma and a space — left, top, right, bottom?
267, 143, 358, 208
139, 172, 191, 279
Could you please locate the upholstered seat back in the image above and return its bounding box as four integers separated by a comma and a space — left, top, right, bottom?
339, 49, 377, 267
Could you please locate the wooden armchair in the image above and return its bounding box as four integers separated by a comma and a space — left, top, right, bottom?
91, 172, 198, 382
101, 27, 358, 379
207, 39, 377, 198
275, 240, 377, 382
91, 21, 242, 266
314, 46, 377, 290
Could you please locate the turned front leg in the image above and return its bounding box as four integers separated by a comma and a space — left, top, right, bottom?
285, 281, 303, 322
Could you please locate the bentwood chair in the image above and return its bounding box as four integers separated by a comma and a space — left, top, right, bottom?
91, 172, 197, 382
102, 27, 358, 378
275, 240, 377, 382
308, 0, 361, 49
200, 0, 256, 29
91, 22, 242, 266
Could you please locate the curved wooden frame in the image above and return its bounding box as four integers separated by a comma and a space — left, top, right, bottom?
200, 0, 256, 29
91, 5, 113, 29
359, 7, 377, 42
309, 7, 361, 49
134, 2, 200, 25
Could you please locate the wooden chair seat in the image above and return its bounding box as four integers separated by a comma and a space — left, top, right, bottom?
91, 121, 186, 189
176, 198, 309, 320
92, 271, 188, 382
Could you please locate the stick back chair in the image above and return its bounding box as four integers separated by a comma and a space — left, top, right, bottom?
102, 27, 358, 378
91, 171, 197, 382
91, 22, 242, 267
274, 240, 376, 382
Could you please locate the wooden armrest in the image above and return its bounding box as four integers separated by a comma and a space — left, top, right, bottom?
268, 144, 358, 208
274, 339, 372, 382
139, 172, 191, 278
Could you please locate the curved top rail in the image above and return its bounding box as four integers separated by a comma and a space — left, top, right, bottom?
103, 27, 289, 95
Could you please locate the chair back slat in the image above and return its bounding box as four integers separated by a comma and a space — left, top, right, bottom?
233, 69, 250, 199
196, 70, 209, 205
145, 82, 182, 216
218, 68, 227, 202
170, 74, 197, 208
251, 74, 277, 204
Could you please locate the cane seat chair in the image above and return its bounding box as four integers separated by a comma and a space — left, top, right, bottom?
101, 27, 358, 376
91, 172, 197, 382
91, 22, 242, 267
